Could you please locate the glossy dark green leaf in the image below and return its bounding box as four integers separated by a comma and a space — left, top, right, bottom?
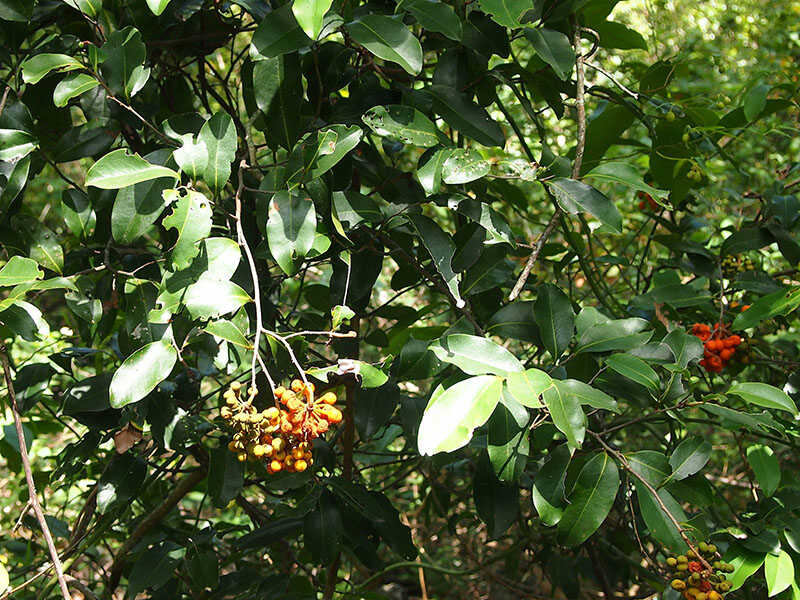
53, 73, 99, 107
663, 329, 703, 368
555, 379, 619, 413
292, 0, 333, 40
362, 105, 440, 147
532, 444, 570, 526
87, 149, 178, 189
765, 550, 794, 596
396, 0, 462, 40
605, 353, 659, 391
504, 368, 551, 408
199, 112, 237, 194
542, 382, 586, 449
637, 483, 687, 553
733, 287, 800, 330
304, 494, 343, 564
251, 4, 312, 59
109, 339, 177, 408
746, 444, 780, 497
667, 436, 712, 483
556, 453, 619, 546
474, 453, 518, 538
546, 178, 622, 233
428, 85, 505, 147
100, 27, 150, 98
487, 399, 529, 481
266, 190, 317, 275
208, 445, 244, 508
21, 54, 83, 85
727, 382, 798, 415
430, 333, 523, 376
0, 256, 42, 287
60, 189, 96, 240
441, 149, 490, 184
487, 301, 538, 342
162, 189, 213, 269
576, 317, 652, 353
533, 284, 574, 358
408, 213, 465, 307
525, 28, 574, 80
347, 15, 423, 75
253, 53, 304, 150
744, 83, 770, 121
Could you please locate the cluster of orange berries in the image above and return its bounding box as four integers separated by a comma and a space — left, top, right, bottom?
220, 379, 343, 475
665, 543, 733, 600
637, 191, 659, 211
690, 323, 743, 373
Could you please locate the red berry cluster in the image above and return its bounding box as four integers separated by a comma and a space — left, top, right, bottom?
637, 191, 659, 211
690, 323, 742, 373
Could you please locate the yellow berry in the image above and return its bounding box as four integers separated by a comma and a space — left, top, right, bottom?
237, 452, 247, 462
269, 460, 282, 472
294, 459, 308, 472
667, 557, 678, 567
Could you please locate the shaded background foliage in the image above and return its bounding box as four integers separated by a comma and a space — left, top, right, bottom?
0, 0, 799, 598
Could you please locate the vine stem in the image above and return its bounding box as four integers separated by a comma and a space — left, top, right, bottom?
509, 19, 588, 301
234, 160, 275, 394
0, 346, 74, 600
590, 431, 714, 571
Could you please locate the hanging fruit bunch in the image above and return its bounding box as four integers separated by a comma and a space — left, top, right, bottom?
219, 379, 343, 475
721, 254, 756, 279
690, 323, 743, 373
664, 543, 734, 600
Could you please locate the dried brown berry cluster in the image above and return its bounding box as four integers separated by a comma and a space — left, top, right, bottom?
220, 379, 343, 475
665, 543, 734, 600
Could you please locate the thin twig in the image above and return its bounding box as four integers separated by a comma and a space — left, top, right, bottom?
508, 212, 560, 301
0, 346, 73, 600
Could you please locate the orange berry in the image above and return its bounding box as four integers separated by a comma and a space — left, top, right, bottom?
741, 304, 750, 311
729, 335, 741, 346
291, 379, 303, 392
320, 392, 338, 405
294, 459, 308, 472
270, 460, 282, 472
720, 349, 734, 360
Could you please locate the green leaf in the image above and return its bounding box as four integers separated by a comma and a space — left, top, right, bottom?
0, 129, 37, 161
627, 450, 670, 487
429, 333, 523, 376
765, 550, 794, 596
417, 375, 503, 455
205, 319, 252, 349
0, 256, 43, 287
0, 154, 31, 212
292, 0, 334, 40
266, 191, 317, 276
61, 189, 96, 240
546, 178, 622, 233
450, 197, 515, 246
86, 149, 179, 189
21, 53, 83, 84
637, 484, 687, 553
487, 400, 529, 481
663, 329, 704, 368
304, 494, 344, 564
556, 379, 619, 413
487, 301, 537, 341
407, 213, 465, 308
162, 189, 213, 269
347, 15, 423, 75
479, 0, 533, 28
584, 162, 669, 200
362, 105, 440, 147
250, 4, 311, 60
100, 27, 149, 98
199, 112, 237, 195
667, 436, 712, 483
746, 444, 781, 497
111, 150, 175, 244
173, 133, 207, 180
208, 445, 244, 508
184, 280, 252, 320
727, 382, 798, 415
504, 368, 552, 408
532, 444, 570, 526
557, 453, 619, 546
0, 561, 8, 595
21, 218, 64, 274
53, 73, 99, 107
417, 147, 452, 195
605, 353, 659, 391
109, 339, 177, 408
525, 28, 574, 80
533, 284, 574, 358
474, 453, 518, 538
576, 317, 652, 353
724, 544, 766, 591
396, 0, 462, 41
253, 53, 304, 150
442, 149, 490, 184
733, 287, 800, 330
744, 83, 770, 122
146, 0, 172, 15
429, 85, 505, 147
542, 383, 586, 449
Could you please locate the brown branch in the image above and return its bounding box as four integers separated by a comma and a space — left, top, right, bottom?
590, 432, 713, 571
0, 345, 74, 600
107, 465, 207, 591
509, 20, 588, 301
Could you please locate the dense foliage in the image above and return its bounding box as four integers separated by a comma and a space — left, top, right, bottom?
0, 0, 799, 598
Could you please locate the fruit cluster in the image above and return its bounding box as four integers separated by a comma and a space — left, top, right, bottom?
276, 379, 343, 440
721, 254, 756, 279
637, 190, 659, 211
665, 543, 734, 600
220, 379, 343, 475
690, 323, 742, 373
